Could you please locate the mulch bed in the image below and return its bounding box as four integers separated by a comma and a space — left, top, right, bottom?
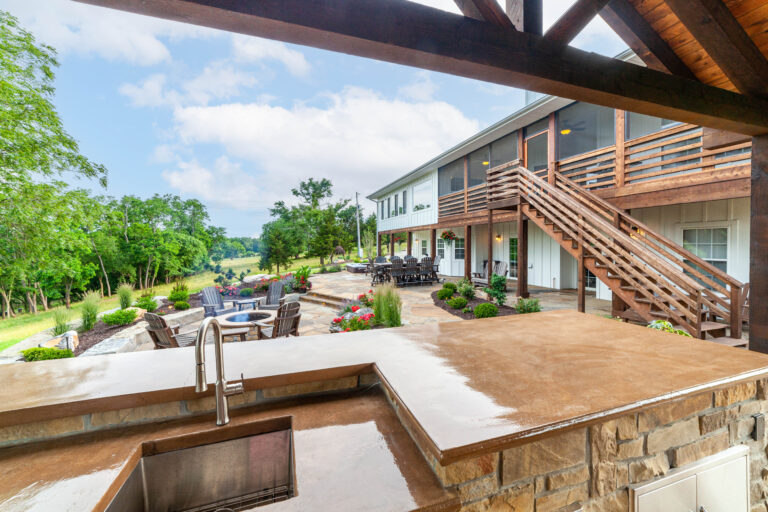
156, 291, 206, 315
75, 319, 141, 356
430, 290, 518, 320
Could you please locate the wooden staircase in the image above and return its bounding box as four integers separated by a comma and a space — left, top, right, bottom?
487, 161, 746, 346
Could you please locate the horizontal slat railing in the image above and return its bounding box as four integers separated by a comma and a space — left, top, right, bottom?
438, 190, 465, 217
467, 183, 487, 213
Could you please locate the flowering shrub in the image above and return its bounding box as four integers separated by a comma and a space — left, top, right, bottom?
215, 285, 239, 297
333, 313, 375, 332
357, 290, 375, 308
294, 266, 312, 291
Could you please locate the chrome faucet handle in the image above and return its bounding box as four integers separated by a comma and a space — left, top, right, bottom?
225, 372, 245, 396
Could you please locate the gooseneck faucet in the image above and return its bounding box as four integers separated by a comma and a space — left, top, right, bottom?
194, 317, 244, 426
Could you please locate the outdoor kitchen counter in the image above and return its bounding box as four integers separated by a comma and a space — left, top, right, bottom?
2, 310, 768, 466
0, 389, 459, 512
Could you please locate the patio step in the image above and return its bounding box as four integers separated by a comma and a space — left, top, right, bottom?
300, 292, 346, 311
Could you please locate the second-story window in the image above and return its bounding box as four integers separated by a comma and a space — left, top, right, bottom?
394, 194, 399, 216
491, 131, 518, 168
401, 190, 406, 215
557, 102, 615, 160
412, 181, 432, 211
468, 146, 490, 187
438, 158, 464, 196
626, 112, 678, 140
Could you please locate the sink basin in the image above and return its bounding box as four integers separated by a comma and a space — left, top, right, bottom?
106, 419, 294, 512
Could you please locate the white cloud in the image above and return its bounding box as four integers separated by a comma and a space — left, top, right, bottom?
162, 157, 266, 211
398, 71, 438, 102
119, 74, 173, 107
232, 35, 311, 77
5, 0, 220, 66
168, 86, 480, 204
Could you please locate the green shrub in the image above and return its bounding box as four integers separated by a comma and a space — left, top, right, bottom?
80, 292, 100, 332
514, 297, 541, 314
447, 296, 468, 309
442, 282, 457, 294
171, 280, 189, 293
117, 284, 133, 310
647, 320, 692, 337
140, 288, 155, 298
436, 288, 454, 300
135, 295, 157, 313
22, 347, 74, 362
373, 284, 402, 327
457, 281, 476, 300
52, 307, 70, 336
474, 303, 499, 318
482, 274, 508, 306
174, 301, 190, 310
102, 308, 138, 326
462, 307, 473, 314
238, 288, 254, 297
168, 289, 189, 302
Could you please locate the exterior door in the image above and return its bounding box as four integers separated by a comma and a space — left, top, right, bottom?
524, 131, 548, 175
437, 238, 449, 275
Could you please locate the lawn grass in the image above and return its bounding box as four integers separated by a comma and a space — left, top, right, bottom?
0, 255, 324, 352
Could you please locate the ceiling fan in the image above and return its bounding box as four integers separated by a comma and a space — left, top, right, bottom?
559, 120, 586, 135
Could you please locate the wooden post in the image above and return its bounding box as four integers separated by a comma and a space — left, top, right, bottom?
517, 210, 529, 298
750, 135, 768, 353
577, 245, 585, 313
488, 209, 494, 279
464, 225, 472, 279
548, 112, 556, 185
407, 231, 413, 256
377, 233, 382, 256
389, 234, 395, 258
431, 228, 437, 258
615, 110, 626, 188
463, 156, 469, 214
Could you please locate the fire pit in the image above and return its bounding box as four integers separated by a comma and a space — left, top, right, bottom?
218, 310, 275, 330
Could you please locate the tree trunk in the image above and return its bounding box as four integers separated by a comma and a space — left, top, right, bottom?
64, 281, 72, 308
144, 257, 153, 290
26, 291, 38, 314
136, 267, 142, 290
98, 276, 104, 297
91, 241, 111, 296
0, 289, 12, 318
35, 282, 49, 311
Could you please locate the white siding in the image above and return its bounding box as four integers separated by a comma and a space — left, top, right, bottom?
470, 222, 518, 276
375, 171, 438, 232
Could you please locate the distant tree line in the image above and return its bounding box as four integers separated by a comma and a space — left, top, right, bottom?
258, 178, 376, 273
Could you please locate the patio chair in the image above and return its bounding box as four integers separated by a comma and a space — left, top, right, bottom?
259, 280, 286, 310
390, 255, 402, 264
374, 256, 387, 264
201, 286, 237, 318
145, 313, 197, 349
473, 261, 508, 289
404, 257, 419, 286
390, 260, 405, 286
256, 302, 301, 339
419, 256, 433, 284
371, 264, 387, 286
431, 255, 442, 282
472, 260, 489, 280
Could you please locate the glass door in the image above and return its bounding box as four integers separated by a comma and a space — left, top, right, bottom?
524, 131, 548, 177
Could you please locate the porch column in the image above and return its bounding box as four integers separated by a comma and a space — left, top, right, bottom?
517, 210, 529, 298
430, 228, 437, 258
577, 245, 585, 313
547, 112, 556, 185
407, 231, 413, 256
487, 210, 494, 279
377, 233, 382, 257
464, 224, 472, 279
390, 234, 395, 258
750, 135, 768, 353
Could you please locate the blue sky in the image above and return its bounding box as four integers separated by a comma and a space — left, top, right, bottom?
7, 0, 627, 237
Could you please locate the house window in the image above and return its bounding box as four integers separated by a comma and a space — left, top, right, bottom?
682, 228, 728, 288
387, 198, 391, 218
585, 270, 597, 290
394, 194, 399, 217
380, 201, 384, 219
454, 238, 465, 260
626, 112, 678, 140
421, 239, 428, 256
438, 158, 465, 196
467, 146, 490, 187
401, 190, 406, 214
491, 131, 518, 168
437, 239, 445, 258
412, 181, 432, 211
557, 102, 615, 160
509, 237, 518, 278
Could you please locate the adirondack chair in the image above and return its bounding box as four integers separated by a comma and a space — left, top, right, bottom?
201, 286, 237, 318
419, 256, 433, 283
390, 259, 405, 286
472, 260, 489, 280
374, 256, 387, 263
259, 281, 286, 310
256, 302, 301, 339
472, 261, 508, 289
145, 313, 197, 349
431, 255, 442, 282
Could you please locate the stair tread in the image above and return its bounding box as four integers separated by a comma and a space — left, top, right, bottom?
709, 336, 748, 348
618, 309, 646, 323
700, 321, 728, 332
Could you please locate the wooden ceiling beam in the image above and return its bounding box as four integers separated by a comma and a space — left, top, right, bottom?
599, 0, 697, 80
454, 0, 513, 28
545, 0, 610, 46
76, 0, 768, 135
506, 0, 542, 35
664, 0, 768, 97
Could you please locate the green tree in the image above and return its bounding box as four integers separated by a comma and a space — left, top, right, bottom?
0, 11, 106, 188
258, 219, 300, 274
291, 178, 332, 209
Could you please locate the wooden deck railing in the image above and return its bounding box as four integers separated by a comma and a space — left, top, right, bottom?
485, 162, 744, 338
438, 183, 487, 218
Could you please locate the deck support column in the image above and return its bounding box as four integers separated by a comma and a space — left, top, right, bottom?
430, 228, 437, 258
517, 209, 529, 298
464, 225, 472, 279
407, 231, 413, 256
377, 233, 382, 257
750, 135, 768, 353
390, 234, 395, 259
577, 245, 585, 313
488, 210, 494, 279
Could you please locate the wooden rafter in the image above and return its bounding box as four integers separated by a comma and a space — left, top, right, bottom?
664, 0, 768, 97
506, 0, 542, 35
454, 0, 512, 28
77, 0, 768, 135
545, 0, 610, 46
600, 0, 697, 80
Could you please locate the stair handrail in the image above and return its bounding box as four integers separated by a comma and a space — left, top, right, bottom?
514, 170, 700, 328
552, 170, 743, 295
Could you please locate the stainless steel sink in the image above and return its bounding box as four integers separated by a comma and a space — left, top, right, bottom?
106, 422, 294, 512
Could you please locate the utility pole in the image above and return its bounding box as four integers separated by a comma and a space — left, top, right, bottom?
355, 192, 363, 258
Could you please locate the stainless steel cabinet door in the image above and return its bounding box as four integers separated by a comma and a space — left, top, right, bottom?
637, 475, 697, 512
697, 457, 748, 512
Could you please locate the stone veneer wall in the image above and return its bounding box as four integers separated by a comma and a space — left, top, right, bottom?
0, 374, 375, 448
385, 379, 768, 512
